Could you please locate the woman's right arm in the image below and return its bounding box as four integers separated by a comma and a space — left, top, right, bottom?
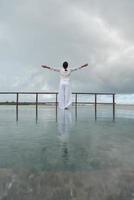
41, 65, 60, 72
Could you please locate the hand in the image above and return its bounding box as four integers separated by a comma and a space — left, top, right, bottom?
81, 63, 88, 68
41, 65, 50, 69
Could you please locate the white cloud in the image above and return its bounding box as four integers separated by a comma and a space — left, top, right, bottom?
0, 0, 134, 94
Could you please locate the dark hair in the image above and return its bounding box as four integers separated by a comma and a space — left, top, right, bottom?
63, 61, 68, 71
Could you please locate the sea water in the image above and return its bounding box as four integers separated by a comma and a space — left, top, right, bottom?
0, 105, 134, 171
1, 105, 134, 199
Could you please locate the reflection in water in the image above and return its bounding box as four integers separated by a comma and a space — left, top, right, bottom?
57, 109, 73, 163
57, 109, 72, 139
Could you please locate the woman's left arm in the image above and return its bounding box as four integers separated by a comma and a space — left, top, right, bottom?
71, 63, 88, 72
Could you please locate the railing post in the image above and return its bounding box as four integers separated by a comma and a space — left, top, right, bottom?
113, 94, 115, 120
95, 93, 97, 120
36, 93, 38, 121
16, 93, 19, 121
75, 93, 77, 120
56, 93, 58, 121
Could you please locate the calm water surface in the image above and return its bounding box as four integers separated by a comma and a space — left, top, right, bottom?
0, 105, 134, 171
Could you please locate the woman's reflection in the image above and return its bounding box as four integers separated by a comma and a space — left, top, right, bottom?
57, 109, 72, 164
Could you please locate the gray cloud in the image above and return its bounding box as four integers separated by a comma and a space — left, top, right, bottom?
0, 0, 134, 94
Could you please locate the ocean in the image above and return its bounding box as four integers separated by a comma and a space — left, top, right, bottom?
0, 104, 134, 199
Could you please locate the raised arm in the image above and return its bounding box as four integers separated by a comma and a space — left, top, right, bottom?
71, 63, 88, 72
41, 65, 60, 72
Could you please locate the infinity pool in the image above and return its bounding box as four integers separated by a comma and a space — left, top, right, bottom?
0, 105, 134, 199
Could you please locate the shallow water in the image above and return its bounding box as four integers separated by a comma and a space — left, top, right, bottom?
0, 105, 134, 199
0, 105, 134, 171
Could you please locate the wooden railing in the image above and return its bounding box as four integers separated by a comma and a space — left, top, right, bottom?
0, 92, 116, 121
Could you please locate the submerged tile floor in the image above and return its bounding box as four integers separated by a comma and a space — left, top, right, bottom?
1, 168, 134, 200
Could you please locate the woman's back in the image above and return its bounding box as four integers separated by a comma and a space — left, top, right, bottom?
60, 68, 72, 81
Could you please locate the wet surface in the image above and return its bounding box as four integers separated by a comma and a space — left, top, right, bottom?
0, 105, 134, 199
1, 168, 134, 200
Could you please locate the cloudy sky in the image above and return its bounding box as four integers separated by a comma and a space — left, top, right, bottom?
0, 0, 134, 97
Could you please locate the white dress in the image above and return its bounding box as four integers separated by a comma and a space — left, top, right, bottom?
50, 66, 81, 109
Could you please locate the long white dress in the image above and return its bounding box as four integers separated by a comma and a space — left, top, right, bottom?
50, 66, 81, 109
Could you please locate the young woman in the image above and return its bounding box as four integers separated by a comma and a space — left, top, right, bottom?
41, 62, 88, 109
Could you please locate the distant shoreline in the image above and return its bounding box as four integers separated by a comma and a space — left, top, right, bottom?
0, 102, 134, 106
